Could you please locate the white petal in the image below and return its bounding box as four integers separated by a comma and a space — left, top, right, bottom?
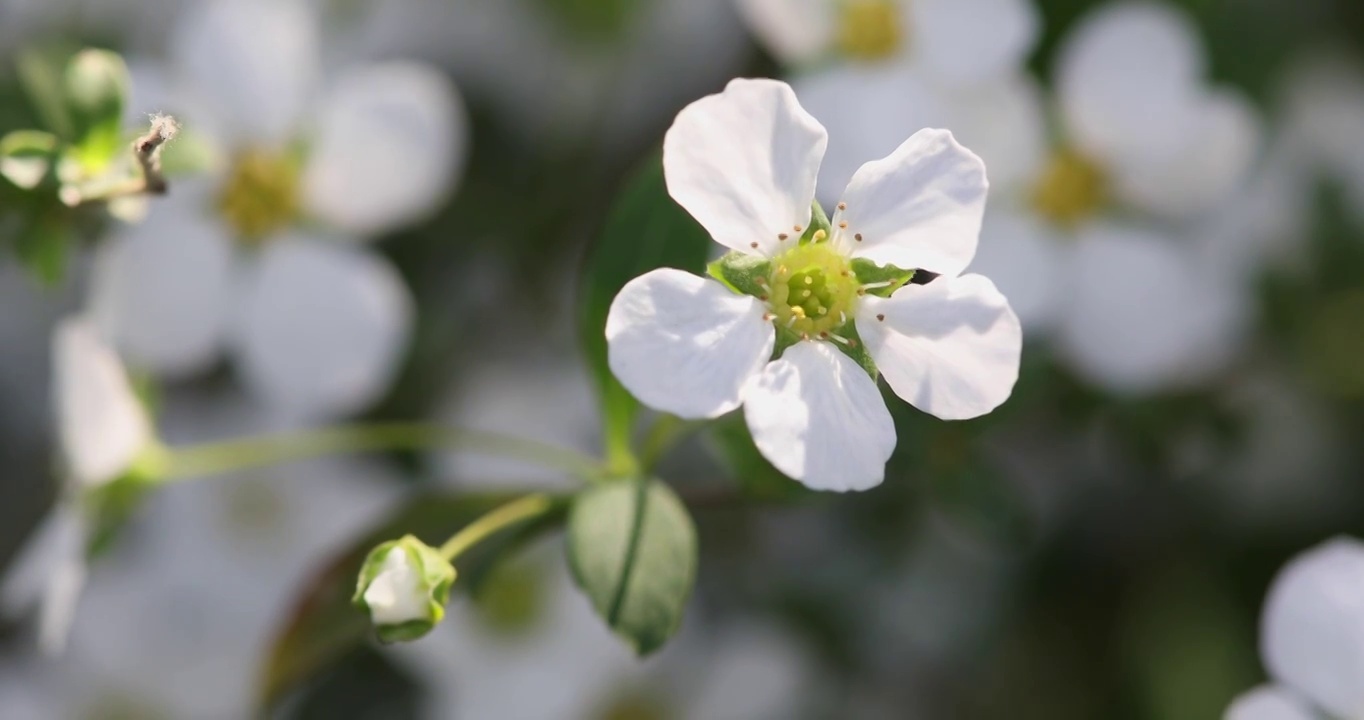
857, 274, 1021, 420
1117, 89, 1263, 219
968, 206, 1065, 331
1057, 225, 1247, 394
932, 73, 1049, 192
910, 0, 1039, 88
742, 341, 896, 492
1261, 537, 1364, 719
231, 238, 413, 421
303, 62, 468, 235
1224, 686, 1319, 720
792, 63, 948, 207
605, 269, 774, 419
734, 0, 835, 67
835, 128, 988, 277
663, 78, 827, 256
364, 547, 430, 625
1057, 2, 1204, 168
171, 0, 318, 144
88, 207, 236, 378
53, 318, 152, 488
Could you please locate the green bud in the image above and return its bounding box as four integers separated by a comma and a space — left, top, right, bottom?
353, 535, 456, 643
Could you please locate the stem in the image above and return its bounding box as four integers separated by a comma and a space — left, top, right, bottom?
438, 493, 555, 561
161, 422, 603, 482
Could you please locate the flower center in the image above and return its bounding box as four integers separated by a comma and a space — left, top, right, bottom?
216, 148, 302, 242
766, 241, 861, 338
1030, 147, 1108, 228
837, 0, 904, 61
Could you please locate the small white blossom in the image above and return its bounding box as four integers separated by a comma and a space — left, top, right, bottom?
605, 78, 1021, 492
1226, 537, 1364, 720
363, 546, 431, 626
90, 0, 468, 421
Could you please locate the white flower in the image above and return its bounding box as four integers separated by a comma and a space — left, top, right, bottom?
837, 2, 1258, 394
605, 78, 1021, 492
89, 0, 468, 421
737, 0, 1038, 89
2, 317, 154, 654
1226, 537, 1364, 720
362, 546, 432, 626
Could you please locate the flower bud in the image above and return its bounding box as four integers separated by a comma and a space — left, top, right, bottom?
353, 535, 455, 643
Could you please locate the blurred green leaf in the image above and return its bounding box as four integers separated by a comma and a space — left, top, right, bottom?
257, 491, 568, 713
706, 415, 812, 502
566, 477, 696, 655
577, 154, 712, 473
0, 130, 59, 190
16, 46, 76, 138
707, 250, 771, 297
63, 49, 130, 173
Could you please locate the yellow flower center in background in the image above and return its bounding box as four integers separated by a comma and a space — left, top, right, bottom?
216, 148, 302, 242
1030, 148, 1109, 228
837, 0, 904, 61
767, 241, 860, 338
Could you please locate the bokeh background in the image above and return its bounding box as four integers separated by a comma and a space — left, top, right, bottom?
3, 0, 1364, 717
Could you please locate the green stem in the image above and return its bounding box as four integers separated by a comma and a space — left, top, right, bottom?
161, 423, 603, 483
438, 493, 555, 561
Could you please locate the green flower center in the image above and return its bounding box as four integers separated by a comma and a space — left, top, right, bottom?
216, 148, 301, 242
837, 0, 905, 61
1030, 147, 1108, 228
766, 241, 861, 339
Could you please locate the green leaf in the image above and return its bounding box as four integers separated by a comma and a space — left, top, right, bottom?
799, 200, 832, 244
706, 415, 812, 501
567, 478, 697, 655
577, 154, 712, 474
707, 250, 771, 297
0, 130, 59, 190
851, 257, 915, 298
16, 46, 76, 138
257, 491, 567, 713
63, 49, 130, 172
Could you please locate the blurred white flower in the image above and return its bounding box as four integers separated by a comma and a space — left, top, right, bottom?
606, 78, 1020, 492
737, 0, 1038, 90
1226, 537, 1364, 720
89, 0, 468, 421
957, 2, 1260, 393
2, 317, 155, 655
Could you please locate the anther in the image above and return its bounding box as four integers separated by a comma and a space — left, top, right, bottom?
837, 202, 847, 211
778, 233, 789, 241
854, 233, 863, 242
801, 333, 810, 341
819, 331, 829, 339
750, 241, 759, 249
793, 224, 803, 232
762, 313, 774, 321
759, 295, 768, 301
838, 221, 848, 229
876, 313, 885, 321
